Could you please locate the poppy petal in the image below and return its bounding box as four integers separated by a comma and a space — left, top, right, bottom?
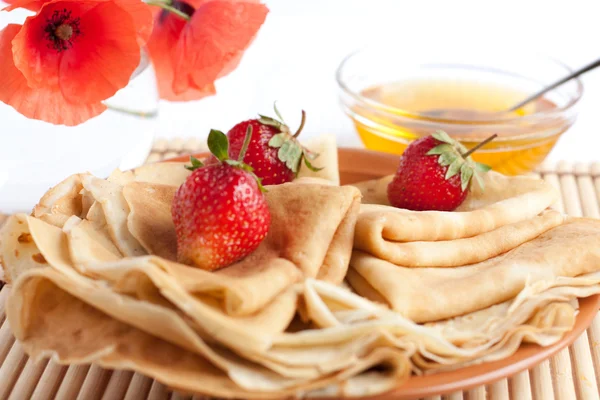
113, 0, 154, 45
5, 0, 152, 45
11, 0, 104, 89
2, 0, 45, 12
171, 0, 268, 94
59, 1, 141, 103
0, 24, 106, 126
147, 7, 215, 101
12, 0, 141, 104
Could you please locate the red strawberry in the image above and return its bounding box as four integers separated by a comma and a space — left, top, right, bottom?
172, 129, 270, 271
227, 104, 321, 185
387, 131, 495, 211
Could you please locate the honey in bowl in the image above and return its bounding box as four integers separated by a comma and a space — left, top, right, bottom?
353, 79, 568, 175
337, 47, 583, 176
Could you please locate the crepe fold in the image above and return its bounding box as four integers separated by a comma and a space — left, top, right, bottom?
347, 169, 600, 328
6, 143, 600, 399
352, 171, 559, 242
10, 262, 597, 396
354, 209, 564, 268
349, 170, 563, 277
2, 178, 361, 316
348, 218, 600, 323
7, 267, 411, 398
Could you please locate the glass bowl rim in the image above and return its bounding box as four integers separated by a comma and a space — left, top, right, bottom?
335, 46, 584, 125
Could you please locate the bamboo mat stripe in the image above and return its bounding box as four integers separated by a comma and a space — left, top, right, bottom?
1, 138, 600, 400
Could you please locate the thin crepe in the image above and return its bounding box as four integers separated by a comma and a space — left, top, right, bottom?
7, 267, 411, 397
118, 180, 361, 316
31, 173, 91, 228
297, 134, 340, 185
352, 171, 559, 242
81, 176, 146, 257
123, 183, 178, 261
2, 180, 361, 318
348, 218, 600, 323
354, 210, 564, 267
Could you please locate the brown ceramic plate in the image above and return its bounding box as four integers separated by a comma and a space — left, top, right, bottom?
171, 148, 600, 399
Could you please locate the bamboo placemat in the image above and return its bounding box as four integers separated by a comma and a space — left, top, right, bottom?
1, 138, 600, 400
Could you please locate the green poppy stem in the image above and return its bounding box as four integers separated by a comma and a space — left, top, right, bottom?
146, 1, 191, 21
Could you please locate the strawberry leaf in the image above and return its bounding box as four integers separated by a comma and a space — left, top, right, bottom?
268, 133, 287, 148
207, 129, 229, 162
185, 156, 204, 171
258, 114, 290, 133
432, 130, 454, 145
474, 161, 492, 172
278, 140, 303, 173
438, 152, 457, 167
303, 152, 323, 172
473, 170, 485, 190
273, 101, 285, 122
304, 149, 318, 160
445, 158, 463, 180
427, 144, 453, 156
460, 163, 473, 192
258, 114, 281, 126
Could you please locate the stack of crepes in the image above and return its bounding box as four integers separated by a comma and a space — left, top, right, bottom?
3, 136, 600, 398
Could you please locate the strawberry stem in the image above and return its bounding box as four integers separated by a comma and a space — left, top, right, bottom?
238, 125, 253, 162
293, 110, 306, 138
462, 134, 498, 158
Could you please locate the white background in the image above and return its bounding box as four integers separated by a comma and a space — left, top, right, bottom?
2, 0, 600, 160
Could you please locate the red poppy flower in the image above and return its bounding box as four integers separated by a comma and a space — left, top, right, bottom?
0, 0, 152, 125
4, 0, 153, 44
0, 24, 106, 125
147, 0, 268, 101
147, 0, 215, 101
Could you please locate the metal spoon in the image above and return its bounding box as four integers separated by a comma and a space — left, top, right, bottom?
507, 57, 600, 112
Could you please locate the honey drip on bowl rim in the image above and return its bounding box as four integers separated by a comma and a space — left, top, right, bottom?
352, 79, 569, 175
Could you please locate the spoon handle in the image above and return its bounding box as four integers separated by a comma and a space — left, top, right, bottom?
508, 57, 600, 112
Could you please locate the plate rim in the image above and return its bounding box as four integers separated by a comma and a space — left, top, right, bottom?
165, 147, 600, 400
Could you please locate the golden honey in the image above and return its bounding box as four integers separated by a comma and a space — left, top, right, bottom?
351, 79, 569, 175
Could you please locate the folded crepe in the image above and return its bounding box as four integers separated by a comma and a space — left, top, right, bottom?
122, 179, 361, 315
350, 171, 562, 268
297, 134, 340, 185
348, 218, 600, 323
352, 171, 558, 242
1, 177, 361, 318
4, 173, 396, 396
7, 266, 411, 397
276, 275, 600, 374
31, 172, 91, 228
21, 133, 340, 259
12, 257, 594, 396
7, 141, 600, 398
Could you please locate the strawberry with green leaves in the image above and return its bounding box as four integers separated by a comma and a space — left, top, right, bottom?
172, 128, 270, 271
227, 104, 321, 185
387, 131, 496, 211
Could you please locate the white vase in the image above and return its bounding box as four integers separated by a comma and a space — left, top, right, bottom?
0, 58, 159, 214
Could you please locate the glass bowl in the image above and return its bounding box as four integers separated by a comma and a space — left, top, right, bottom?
336, 46, 583, 175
